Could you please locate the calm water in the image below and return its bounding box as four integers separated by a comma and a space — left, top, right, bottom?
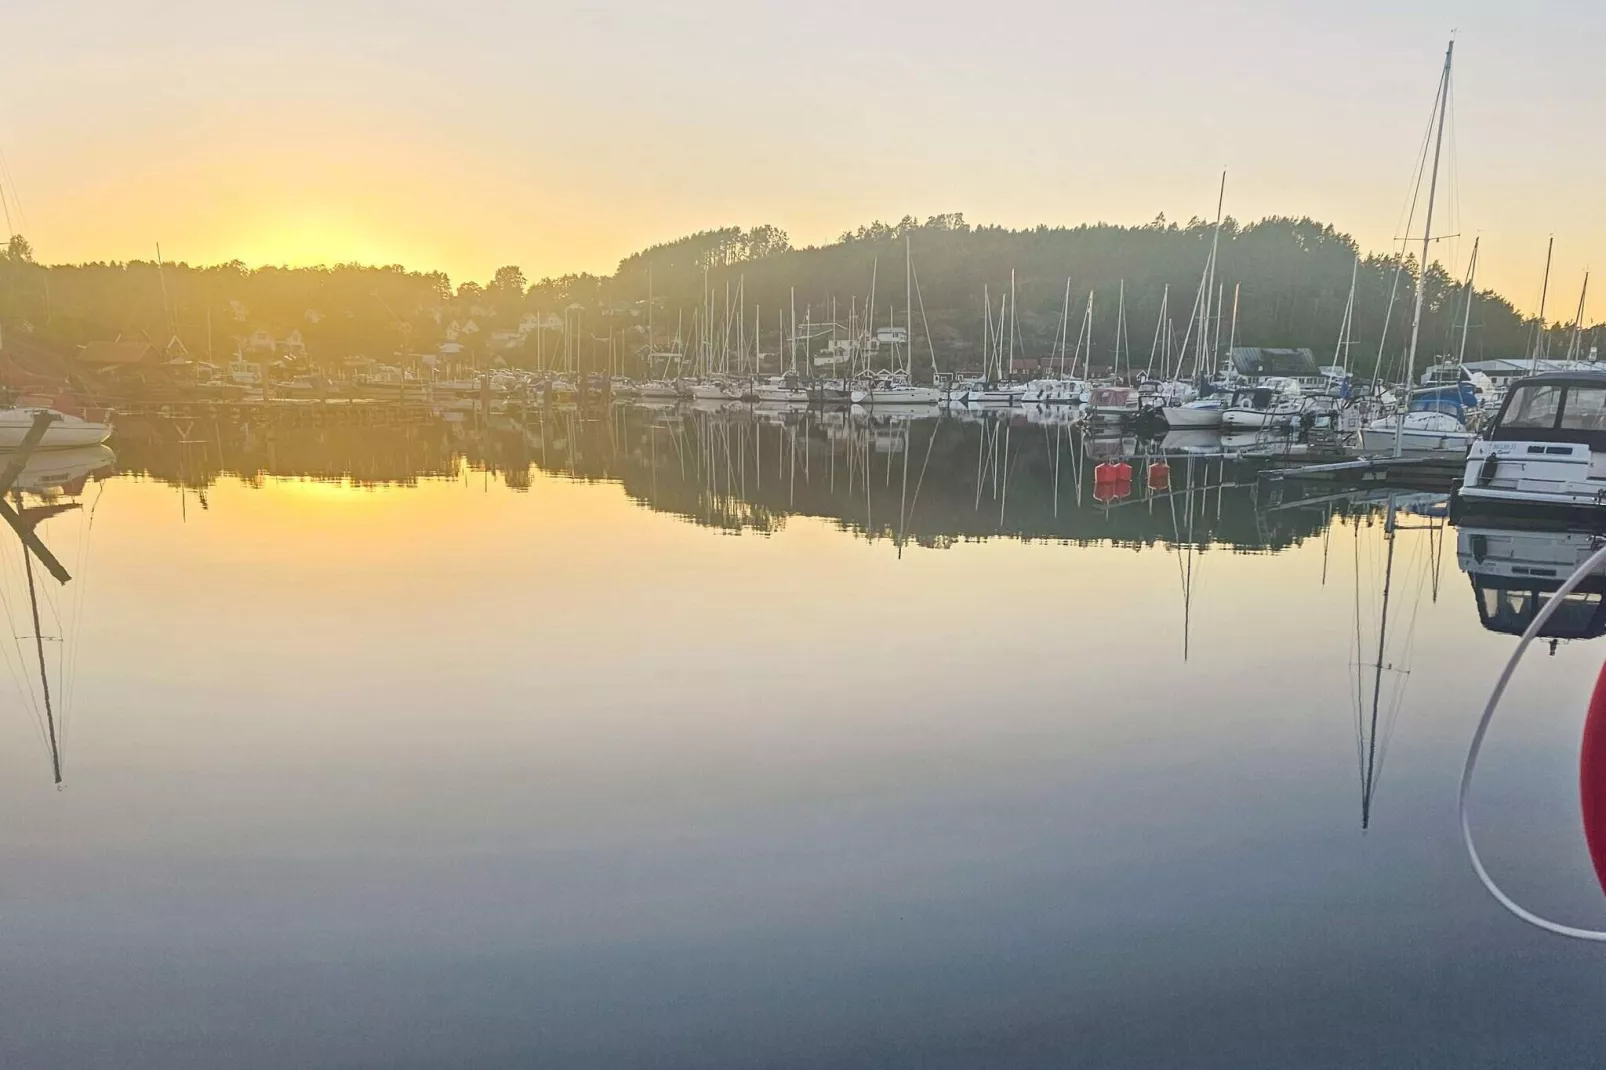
3, 406, 1606, 1068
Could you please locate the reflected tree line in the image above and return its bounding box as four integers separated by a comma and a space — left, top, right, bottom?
109, 406, 1341, 550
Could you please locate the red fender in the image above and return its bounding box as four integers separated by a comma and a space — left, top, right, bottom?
1580, 657, 1606, 896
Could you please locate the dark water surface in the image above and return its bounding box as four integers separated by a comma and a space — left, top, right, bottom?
3, 407, 1605, 1068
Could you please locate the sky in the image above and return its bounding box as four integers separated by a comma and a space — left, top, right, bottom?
2, 0, 1605, 319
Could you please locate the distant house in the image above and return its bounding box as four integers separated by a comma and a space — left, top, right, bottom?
245, 328, 277, 353
280, 329, 306, 358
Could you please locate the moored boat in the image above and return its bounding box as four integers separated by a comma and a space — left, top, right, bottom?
0, 408, 114, 450
1459, 371, 1606, 514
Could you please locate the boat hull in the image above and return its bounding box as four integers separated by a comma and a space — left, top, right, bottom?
850, 388, 941, 406
1162, 405, 1224, 429
1221, 408, 1295, 430
0, 412, 114, 449
1359, 428, 1474, 455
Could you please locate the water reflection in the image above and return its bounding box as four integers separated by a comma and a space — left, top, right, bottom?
1459, 523, 1606, 643
0, 439, 116, 788
1351, 495, 1450, 830
11, 406, 1606, 1067
111, 405, 1345, 551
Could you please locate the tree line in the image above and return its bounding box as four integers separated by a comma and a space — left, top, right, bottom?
0, 215, 1592, 379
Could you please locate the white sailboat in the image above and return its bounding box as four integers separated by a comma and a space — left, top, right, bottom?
1365, 40, 1469, 459
850, 239, 940, 406
1161, 175, 1228, 429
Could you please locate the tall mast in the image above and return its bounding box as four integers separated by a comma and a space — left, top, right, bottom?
1115, 279, 1127, 380
1226, 283, 1240, 370
1336, 258, 1358, 373
1008, 269, 1018, 378
1569, 271, 1590, 361
1531, 235, 1555, 360
906, 237, 914, 379
1200, 171, 1227, 379
1058, 277, 1072, 378
1457, 238, 1480, 368
983, 285, 992, 380
1395, 38, 1454, 460
1147, 284, 1170, 378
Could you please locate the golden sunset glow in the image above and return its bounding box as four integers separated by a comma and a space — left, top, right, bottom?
0, 2, 1602, 318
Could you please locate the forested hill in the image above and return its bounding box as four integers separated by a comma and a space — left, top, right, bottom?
0, 216, 1582, 378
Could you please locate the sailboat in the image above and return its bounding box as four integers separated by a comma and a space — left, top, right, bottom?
1362, 40, 1475, 459
850, 240, 941, 406
1162, 175, 1230, 430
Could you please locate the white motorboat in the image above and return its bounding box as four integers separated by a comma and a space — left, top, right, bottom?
1360, 410, 1474, 455
0, 409, 114, 450
753, 375, 809, 404
687, 379, 740, 402
637, 379, 682, 400
1459, 371, 1606, 514
1018, 378, 1086, 405
1162, 398, 1225, 429
850, 372, 940, 406
850, 385, 942, 406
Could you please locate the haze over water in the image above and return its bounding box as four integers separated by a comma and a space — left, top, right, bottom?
1, 409, 1604, 1068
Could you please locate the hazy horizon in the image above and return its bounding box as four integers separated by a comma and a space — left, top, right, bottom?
4, 1, 1605, 320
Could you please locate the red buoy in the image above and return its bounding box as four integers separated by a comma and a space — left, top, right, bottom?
1147, 461, 1170, 491
1580, 658, 1606, 897
1094, 461, 1119, 484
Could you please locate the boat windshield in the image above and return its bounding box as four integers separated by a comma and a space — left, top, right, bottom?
1501, 384, 1563, 428
1491, 381, 1606, 445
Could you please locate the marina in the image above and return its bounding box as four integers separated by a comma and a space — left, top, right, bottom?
8, 8, 1606, 1064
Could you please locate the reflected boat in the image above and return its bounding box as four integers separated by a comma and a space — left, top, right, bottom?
1458, 524, 1606, 640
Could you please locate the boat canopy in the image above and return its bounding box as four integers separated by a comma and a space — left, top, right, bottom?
1487, 372, 1606, 447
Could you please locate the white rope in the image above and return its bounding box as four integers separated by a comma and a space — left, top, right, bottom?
1461, 538, 1606, 941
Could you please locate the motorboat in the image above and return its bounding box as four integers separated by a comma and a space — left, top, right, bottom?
1085, 384, 1140, 423
1459, 370, 1606, 515
686, 379, 741, 402
1018, 378, 1086, 405
754, 375, 810, 404
1162, 397, 1225, 429
637, 379, 683, 401
850, 372, 940, 406
1220, 384, 1304, 430
0, 409, 114, 450
1360, 410, 1474, 455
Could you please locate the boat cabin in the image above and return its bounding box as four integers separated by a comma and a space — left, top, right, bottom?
1459, 371, 1606, 513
